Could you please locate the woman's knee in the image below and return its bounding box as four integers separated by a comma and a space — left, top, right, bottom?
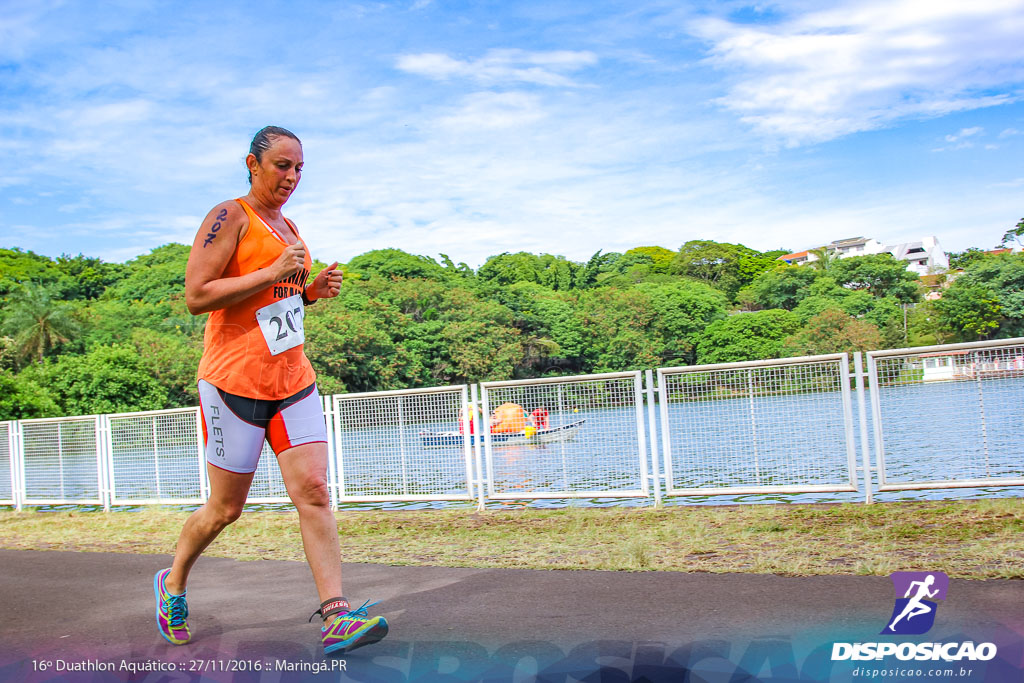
207, 499, 245, 527
292, 475, 330, 507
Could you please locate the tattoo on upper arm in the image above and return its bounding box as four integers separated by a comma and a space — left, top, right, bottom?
202, 208, 230, 248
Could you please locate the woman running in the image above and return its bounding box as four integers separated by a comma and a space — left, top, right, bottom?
153, 126, 388, 656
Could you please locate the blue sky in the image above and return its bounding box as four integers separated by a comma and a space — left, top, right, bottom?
2, 0, 1023, 267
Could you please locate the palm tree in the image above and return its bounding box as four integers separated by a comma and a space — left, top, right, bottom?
808, 246, 840, 272
2, 286, 80, 364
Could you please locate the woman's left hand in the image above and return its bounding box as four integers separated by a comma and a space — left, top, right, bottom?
306, 262, 343, 302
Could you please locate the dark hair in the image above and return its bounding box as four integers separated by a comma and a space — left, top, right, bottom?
248, 126, 301, 184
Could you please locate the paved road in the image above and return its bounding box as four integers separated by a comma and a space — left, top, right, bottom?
0, 550, 1021, 682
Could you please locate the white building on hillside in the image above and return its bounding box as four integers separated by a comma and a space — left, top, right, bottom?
887, 237, 949, 275
778, 236, 948, 275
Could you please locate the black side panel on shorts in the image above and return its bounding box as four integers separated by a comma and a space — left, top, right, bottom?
217, 387, 278, 427
278, 383, 317, 412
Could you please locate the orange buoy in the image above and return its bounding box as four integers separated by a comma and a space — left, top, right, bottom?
490, 403, 526, 433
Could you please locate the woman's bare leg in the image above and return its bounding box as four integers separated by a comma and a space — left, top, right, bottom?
276, 441, 342, 623
165, 464, 255, 594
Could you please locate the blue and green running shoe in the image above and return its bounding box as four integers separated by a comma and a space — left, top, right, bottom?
321, 600, 389, 655
153, 568, 191, 645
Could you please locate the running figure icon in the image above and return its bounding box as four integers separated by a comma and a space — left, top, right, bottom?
881, 571, 949, 635
888, 574, 938, 631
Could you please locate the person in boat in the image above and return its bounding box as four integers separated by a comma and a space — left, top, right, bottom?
528, 407, 550, 431
458, 404, 481, 434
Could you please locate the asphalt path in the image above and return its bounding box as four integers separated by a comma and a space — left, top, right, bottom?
0, 550, 1021, 682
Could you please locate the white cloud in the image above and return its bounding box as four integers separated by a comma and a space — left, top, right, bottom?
0, 1, 62, 60
436, 91, 547, 129
396, 48, 598, 87
692, 0, 1024, 144
945, 126, 983, 142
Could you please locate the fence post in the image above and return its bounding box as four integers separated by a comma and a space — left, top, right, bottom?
645, 370, 662, 509
470, 384, 486, 511
853, 353, 873, 504
12, 422, 23, 512
323, 394, 339, 511
15, 421, 27, 510
973, 350, 991, 478
193, 408, 209, 502
657, 369, 673, 498
97, 415, 111, 511
866, 352, 888, 492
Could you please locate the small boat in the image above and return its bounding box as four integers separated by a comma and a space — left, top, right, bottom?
419, 419, 586, 449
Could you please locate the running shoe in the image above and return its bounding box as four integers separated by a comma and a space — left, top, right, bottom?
153, 568, 191, 645
321, 600, 389, 655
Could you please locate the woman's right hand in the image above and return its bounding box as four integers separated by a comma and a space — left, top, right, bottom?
271, 242, 306, 280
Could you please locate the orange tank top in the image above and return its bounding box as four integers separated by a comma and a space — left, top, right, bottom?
197, 199, 317, 399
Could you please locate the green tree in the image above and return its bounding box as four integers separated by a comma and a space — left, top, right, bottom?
438, 253, 475, 279
748, 265, 820, 310
0, 336, 15, 371
637, 281, 728, 365
433, 289, 523, 382
496, 282, 587, 374
55, 253, 127, 299
574, 250, 618, 289
624, 246, 675, 273
0, 248, 70, 296
670, 240, 761, 299
737, 249, 791, 285
782, 309, 883, 356
346, 248, 447, 281
934, 281, 1001, 340
1, 286, 81, 364
1000, 217, 1024, 247
436, 318, 523, 383
792, 294, 843, 324
828, 254, 922, 303
77, 299, 182, 348
576, 288, 663, 371
937, 252, 1024, 339
807, 247, 840, 272
303, 306, 410, 393
478, 252, 579, 290
696, 310, 801, 364
104, 244, 191, 304
947, 247, 988, 270
907, 300, 948, 346
129, 328, 203, 407
39, 345, 167, 415
0, 370, 60, 420
358, 277, 446, 323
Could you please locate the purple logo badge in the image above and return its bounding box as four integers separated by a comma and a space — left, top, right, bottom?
881, 571, 949, 635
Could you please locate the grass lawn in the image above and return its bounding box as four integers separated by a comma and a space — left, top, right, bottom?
1, 498, 1021, 579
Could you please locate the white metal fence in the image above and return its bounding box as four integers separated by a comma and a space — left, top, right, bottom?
1, 339, 1023, 510
107, 408, 206, 506
480, 372, 649, 500
1, 421, 15, 508
656, 354, 859, 497
867, 339, 1024, 491
19, 415, 106, 507
333, 385, 477, 503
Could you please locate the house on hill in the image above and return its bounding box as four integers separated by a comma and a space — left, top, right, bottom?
778, 235, 949, 275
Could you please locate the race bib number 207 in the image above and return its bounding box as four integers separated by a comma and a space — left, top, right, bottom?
255, 294, 305, 355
